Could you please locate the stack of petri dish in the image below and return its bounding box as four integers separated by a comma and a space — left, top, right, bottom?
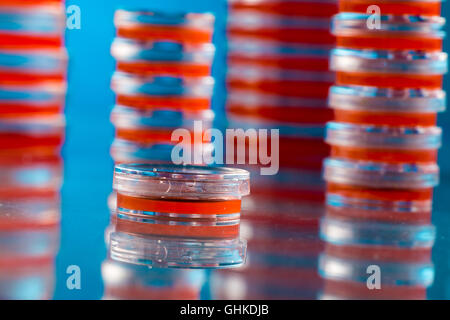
0, 0, 65, 299
110, 10, 216, 164
108, 164, 250, 269
320, 0, 446, 298
226, 0, 337, 171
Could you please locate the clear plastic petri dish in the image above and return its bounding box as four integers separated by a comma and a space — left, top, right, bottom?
331, 48, 448, 89
323, 157, 440, 189
113, 164, 249, 239
227, 89, 332, 125
111, 104, 214, 133
227, 10, 335, 44
329, 85, 446, 126
333, 13, 445, 51
228, 36, 332, 72
227, 64, 333, 98
114, 10, 215, 44
0, 4, 65, 50
109, 231, 246, 269
0, 82, 66, 118
0, 115, 65, 154
326, 122, 442, 163
112, 72, 214, 111
112, 38, 215, 77
0, 49, 67, 81
319, 254, 434, 287
338, 0, 442, 16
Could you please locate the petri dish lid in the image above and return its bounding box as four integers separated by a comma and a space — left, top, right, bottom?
329, 85, 446, 113
319, 254, 435, 287
113, 163, 250, 200
331, 48, 448, 74
111, 37, 215, 63
0, 114, 65, 134
323, 158, 439, 189
114, 10, 215, 29
109, 231, 246, 269
332, 13, 446, 37
326, 122, 442, 150
320, 216, 435, 248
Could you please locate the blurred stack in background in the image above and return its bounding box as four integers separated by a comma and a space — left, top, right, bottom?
110, 9, 216, 164
0, 0, 66, 299
212, 0, 338, 299
320, 0, 447, 299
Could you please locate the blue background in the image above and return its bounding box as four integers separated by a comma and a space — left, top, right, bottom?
55, 0, 450, 299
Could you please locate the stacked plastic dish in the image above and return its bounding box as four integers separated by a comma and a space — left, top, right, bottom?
320, 0, 446, 299
226, 0, 337, 172
0, 0, 65, 299
108, 164, 250, 269
110, 10, 216, 164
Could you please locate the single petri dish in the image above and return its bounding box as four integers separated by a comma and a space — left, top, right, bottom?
326, 122, 442, 163
111, 104, 214, 133
323, 157, 440, 189
109, 231, 247, 269
112, 72, 214, 111
331, 49, 448, 89
319, 254, 434, 287
227, 10, 335, 44
228, 0, 338, 18
329, 85, 445, 126
0, 81, 66, 118
333, 13, 445, 51
227, 64, 333, 99
114, 10, 215, 44
112, 38, 215, 77
227, 89, 332, 124
228, 36, 332, 72
0, 4, 65, 50
0, 48, 67, 82
338, 0, 442, 16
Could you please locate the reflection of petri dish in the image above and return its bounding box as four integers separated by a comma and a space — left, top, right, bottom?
319, 254, 434, 288
114, 10, 214, 44
333, 13, 445, 51
102, 259, 205, 299
320, 216, 435, 248
109, 231, 246, 269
